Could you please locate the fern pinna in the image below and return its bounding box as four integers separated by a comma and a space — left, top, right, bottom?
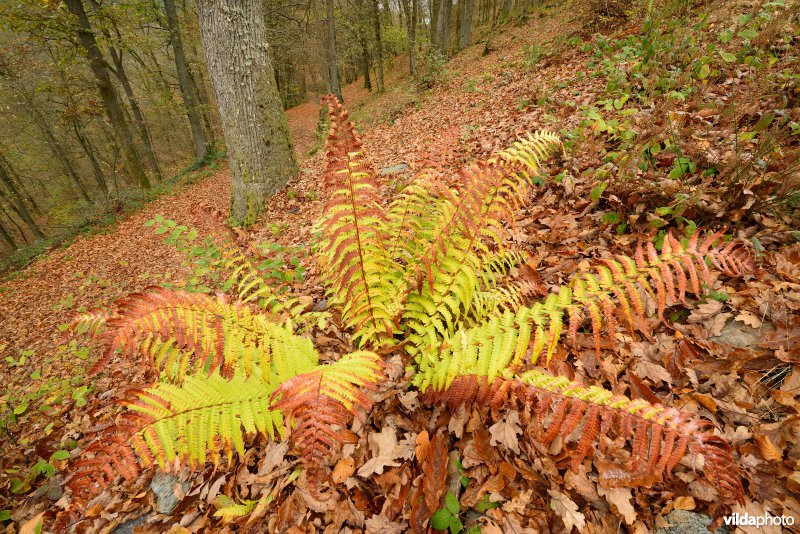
61, 97, 752, 529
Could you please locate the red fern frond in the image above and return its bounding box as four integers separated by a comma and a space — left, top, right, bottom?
421, 373, 744, 504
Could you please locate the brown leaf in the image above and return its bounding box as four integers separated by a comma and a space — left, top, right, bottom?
332, 457, 355, 484
672, 496, 696, 510
549, 489, 586, 532
754, 434, 783, 462
598, 486, 637, 525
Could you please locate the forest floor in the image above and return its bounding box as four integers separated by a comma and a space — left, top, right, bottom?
2, 0, 800, 532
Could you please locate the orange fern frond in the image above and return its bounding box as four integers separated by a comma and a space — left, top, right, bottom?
421, 372, 744, 504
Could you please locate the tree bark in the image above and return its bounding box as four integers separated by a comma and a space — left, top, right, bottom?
72, 118, 110, 196
371, 0, 384, 92
0, 212, 16, 251
360, 36, 372, 90
436, 0, 453, 54
108, 47, 163, 181
459, 0, 474, 49
164, 0, 210, 161
197, 0, 298, 226
325, 0, 342, 101
22, 96, 93, 203
0, 154, 43, 239
65, 0, 151, 189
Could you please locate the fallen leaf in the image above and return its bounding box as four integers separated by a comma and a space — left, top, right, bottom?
598, 486, 637, 525
332, 457, 355, 483
489, 410, 522, 454
549, 489, 586, 532
754, 434, 783, 462
358, 426, 405, 477
735, 310, 762, 328
672, 496, 696, 510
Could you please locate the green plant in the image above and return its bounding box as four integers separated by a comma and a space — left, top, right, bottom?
59, 97, 752, 530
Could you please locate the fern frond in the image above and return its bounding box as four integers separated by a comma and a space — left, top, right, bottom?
213, 495, 258, 522
90, 288, 265, 379
317, 97, 400, 346
218, 242, 306, 318
272, 351, 384, 469
71, 310, 110, 337
420, 372, 744, 504
66, 369, 282, 505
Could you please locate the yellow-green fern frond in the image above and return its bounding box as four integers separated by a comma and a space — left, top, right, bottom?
213, 495, 259, 522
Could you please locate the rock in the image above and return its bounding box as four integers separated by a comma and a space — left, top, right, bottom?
150, 473, 189, 515
112, 514, 151, 534
655, 510, 730, 534
380, 163, 409, 175
710, 319, 772, 349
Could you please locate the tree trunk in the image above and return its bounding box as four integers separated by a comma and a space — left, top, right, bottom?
0, 155, 43, 239
430, 0, 440, 44
72, 118, 110, 196
22, 96, 93, 203
360, 37, 372, 90
65, 0, 151, 189
372, 0, 384, 92
0, 213, 16, 251
459, 0, 474, 49
436, 0, 453, 55
164, 0, 210, 161
326, 0, 343, 101
109, 47, 163, 181
197, 0, 298, 226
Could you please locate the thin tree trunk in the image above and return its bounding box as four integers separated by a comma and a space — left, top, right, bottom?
360, 37, 372, 90
0, 202, 29, 245
0, 213, 16, 250
410, 0, 417, 75
326, 0, 343, 101
72, 118, 110, 196
0, 155, 43, 239
459, 0, 473, 49
430, 0, 440, 44
164, 0, 209, 161
197, 0, 299, 226
65, 0, 151, 189
108, 47, 163, 180
372, 0, 384, 92
22, 96, 92, 203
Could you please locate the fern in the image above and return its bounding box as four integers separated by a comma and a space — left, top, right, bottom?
60, 98, 755, 530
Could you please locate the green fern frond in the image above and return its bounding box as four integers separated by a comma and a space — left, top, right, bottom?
125, 369, 283, 469
317, 97, 401, 347
213, 495, 259, 522
219, 242, 306, 318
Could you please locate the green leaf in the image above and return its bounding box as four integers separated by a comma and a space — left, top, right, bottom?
431, 509, 453, 530
719, 51, 737, 63
738, 28, 758, 40
474, 494, 500, 513
13, 403, 28, 415
753, 112, 775, 133
698, 64, 710, 79
708, 289, 730, 302
29, 370, 41, 380
0, 509, 10, 521
445, 492, 460, 515
51, 450, 70, 461
9, 478, 26, 494
718, 29, 734, 43
602, 211, 620, 224
449, 516, 463, 534
590, 181, 607, 201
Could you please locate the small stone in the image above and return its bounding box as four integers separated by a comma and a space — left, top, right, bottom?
150, 473, 189, 515
655, 510, 729, 534
380, 163, 409, 175
710, 319, 772, 349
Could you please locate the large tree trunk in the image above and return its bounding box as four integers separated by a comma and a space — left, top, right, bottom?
459, 0, 474, 49
197, 0, 298, 226
65, 0, 151, 189
326, 0, 343, 101
436, 0, 453, 55
164, 0, 210, 161
360, 36, 372, 90
372, 0, 384, 92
